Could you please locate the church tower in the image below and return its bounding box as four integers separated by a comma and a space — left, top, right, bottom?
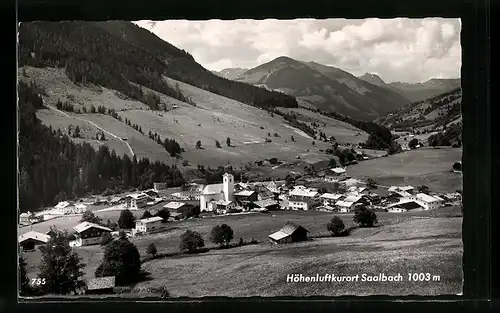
223, 173, 234, 202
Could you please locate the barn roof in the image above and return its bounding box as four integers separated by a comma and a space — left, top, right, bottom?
389, 201, 424, 211
137, 216, 163, 223
416, 193, 439, 203
86, 276, 115, 290
18, 231, 50, 243
74, 222, 112, 233
280, 221, 309, 235
163, 201, 188, 210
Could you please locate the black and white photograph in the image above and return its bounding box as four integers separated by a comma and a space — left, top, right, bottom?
17, 18, 463, 299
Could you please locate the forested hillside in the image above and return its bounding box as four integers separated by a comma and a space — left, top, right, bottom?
18, 81, 185, 213
19, 21, 298, 111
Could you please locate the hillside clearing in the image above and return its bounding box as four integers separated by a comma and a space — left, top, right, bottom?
346, 147, 462, 192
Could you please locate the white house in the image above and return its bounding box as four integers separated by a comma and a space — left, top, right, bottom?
320, 193, 343, 207
415, 193, 442, 210
324, 168, 347, 182
173, 183, 204, 200
71, 222, 113, 247
387, 200, 425, 212
55, 201, 72, 210
19, 212, 31, 224
133, 216, 164, 235
335, 195, 367, 212
125, 193, 150, 209
211, 199, 236, 214
199, 173, 234, 212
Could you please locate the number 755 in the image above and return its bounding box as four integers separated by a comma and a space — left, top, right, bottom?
30, 278, 46, 285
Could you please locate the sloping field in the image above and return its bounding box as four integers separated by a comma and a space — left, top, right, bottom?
346, 147, 462, 192
276, 107, 370, 144
133, 212, 462, 297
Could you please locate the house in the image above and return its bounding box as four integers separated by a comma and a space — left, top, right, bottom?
134, 216, 164, 235
254, 186, 276, 201
85, 276, 115, 295
144, 189, 159, 198
384, 190, 414, 204
168, 212, 183, 221
234, 182, 250, 192
253, 199, 279, 211
266, 181, 284, 194
320, 193, 343, 207
19, 212, 31, 224
211, 199, 236, 214
109, 197, 123, 205
18, 231, 51, 251
124, 193, 151, 209
387, 200, 425, 212
153, 182, 167, 192
163, 201, 194, 217
55, 201, 72, 210
269, 222, 309, 244
388, 186, 415, 194
415, 193, 442, 210
234, 190, 258, 203
199, 173, 234, 212
72, 222, 112, 247
335, 195, 368, 213
174, 183, 204, 200
324, 168, 347, 182
287, 187, 320, 210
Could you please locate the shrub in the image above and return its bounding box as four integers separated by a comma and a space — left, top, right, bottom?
95, 236, 141, 286
179, 230, 204, 253
326, 216, 345, 236
353, 206, 378, 227
118, 209, 135, 229
452, 162, 462, 171
147, 243, 157, 258
210, 224, 234, 247
141, 210, 152, 219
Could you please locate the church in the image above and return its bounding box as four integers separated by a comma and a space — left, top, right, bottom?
199, 173, 235, 212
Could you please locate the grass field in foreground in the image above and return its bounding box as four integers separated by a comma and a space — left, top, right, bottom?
346, 147, 462, 192
21, 207, 462, 296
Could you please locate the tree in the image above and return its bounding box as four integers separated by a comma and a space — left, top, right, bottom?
353, 206, 378, 227
417, 185, 430, 193
38, 228, 86, 295
196, 140, 202, 149
147, 243, 158, 258
329, 158, 337, 168
408, 138, 419, 149
179, 230, 204, 253
363, 178, 376, 189
80, 211, 103, 225
100, 232, 112, 246
312, 141, 315, 146
215, 140, 221, 148
291, 135, 295, 142
141, 210, 152, 219
453, 162, 462, 171
74, 125, 81, 138
156, 208, 170, 221
118, 209, 135, 229
226, 137, 231, 146
19, 255, 31, 296
210, 224, 234, 247
326, 216, 345, 236
95, 236, 141, 286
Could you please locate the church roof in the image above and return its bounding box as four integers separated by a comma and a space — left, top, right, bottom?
202, 183, 224, 195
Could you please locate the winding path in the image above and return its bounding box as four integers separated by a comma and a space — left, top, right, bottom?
47, 106, 135, 157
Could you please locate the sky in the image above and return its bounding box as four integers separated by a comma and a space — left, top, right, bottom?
134, 18, 461, 84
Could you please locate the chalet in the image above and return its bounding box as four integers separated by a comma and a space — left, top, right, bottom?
387, 201, 425, 212
335, 195, 369, 212
384, 190, 414, 204
234, 182, 250, 192
266, 181, 284, 194
72, 222, 112, 247
211, 199, 236, 214
18, 231, 50, 251
253, 199, 279, 211
287, 187, 320, 210
320, 193, 343, 207
55, 201, 72, 210
415, 193, 442, 210
153, 182, 167, 192
163, 201, 194, 217
134, 216, 164, 235
269, 222, 309, 244
125, 193, 151, 209
254, 186, 276, 201
85, 276, 116, 295
324, 168, 347, 182
19, 212, 31, 224
234, 190, 258, 203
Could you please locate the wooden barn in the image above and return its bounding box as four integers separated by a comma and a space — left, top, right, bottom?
18, 231, 51, 251
269, 222, 309, 244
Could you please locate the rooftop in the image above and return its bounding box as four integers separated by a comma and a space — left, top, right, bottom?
253, 199, 278, 208
330, 168, 347, 174
202, 183, 224, 195
234, 190, 256, 197
320, 193, 343, 200
74, 222, 112, 233
18, 231, 50, 243
416, 193, 439, 203
163, 201, 187, 210
138, 216, 164, 223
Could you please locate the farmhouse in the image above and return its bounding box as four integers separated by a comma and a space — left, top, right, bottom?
324, 167, 347, 182
163, 201, 194, 217
253, 199, 279, 211
266, 181, 284, 194
387, 201, 425, 212
134, 216, 164, 235
335, 195, 369, 212
287, 187, 320, 210
19, 212, 32, 224
18, 231, 51, 251
320, 193, 343, 207
72, 222, 112, 247
85, 276, 115, 295
200, 173, 234, 212
384, 190, 415, 204
124, 193, 151, 209
269, 222, 309, 244
254, 185, 276, 201
416, 193, 442, 210
55, 201, 72, 210
234, 190, 258, 202
153, 182, 167, 192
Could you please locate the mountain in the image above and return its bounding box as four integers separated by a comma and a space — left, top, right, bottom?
358, 73, 387, 87
213, 68, 248, 80
387, 78, 461, 103
375, 87, 462, 132
234, 57, 411, 121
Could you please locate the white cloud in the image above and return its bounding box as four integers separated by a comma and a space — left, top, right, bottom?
134, 18, 461, 83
